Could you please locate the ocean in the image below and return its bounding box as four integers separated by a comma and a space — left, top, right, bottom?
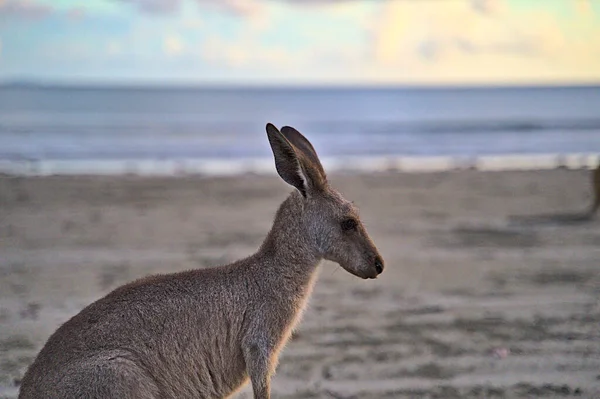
1, 84, 599, 175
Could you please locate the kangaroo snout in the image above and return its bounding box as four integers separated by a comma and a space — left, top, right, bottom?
374, 255, 384, 275
363, 254, 384, 279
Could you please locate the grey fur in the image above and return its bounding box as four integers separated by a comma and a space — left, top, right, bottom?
591, 162, 600, 215
18, 124, 384, 399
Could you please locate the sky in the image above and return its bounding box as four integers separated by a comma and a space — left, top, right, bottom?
1, 0, 599, 86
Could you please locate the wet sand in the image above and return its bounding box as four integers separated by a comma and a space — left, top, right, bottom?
1, 169, 599, 398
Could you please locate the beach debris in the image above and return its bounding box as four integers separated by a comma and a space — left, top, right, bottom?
491, 347, 510, 359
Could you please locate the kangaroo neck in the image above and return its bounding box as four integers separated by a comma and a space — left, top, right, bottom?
257, 192, 322, 288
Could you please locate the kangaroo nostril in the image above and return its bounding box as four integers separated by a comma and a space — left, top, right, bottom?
374, 257, 384, 274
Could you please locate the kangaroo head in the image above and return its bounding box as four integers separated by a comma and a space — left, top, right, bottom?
266, 123, 384, 279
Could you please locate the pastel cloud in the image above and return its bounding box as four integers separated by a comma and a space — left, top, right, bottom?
119, 0, 181, 13
107, 41, 123, 56
0, 0, 53, 19
0, 0, 599, 85
114, 0, 263, 15
67, 7, 85, 20
198, 2, 371, 66
163, 34, 184, 56
365, 0, 600, 84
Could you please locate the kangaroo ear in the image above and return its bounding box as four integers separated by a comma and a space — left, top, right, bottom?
266, 123, 325, 197
280, 126, 326, 183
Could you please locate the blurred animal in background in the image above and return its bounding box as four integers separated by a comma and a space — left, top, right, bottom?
590, 161, 600, 216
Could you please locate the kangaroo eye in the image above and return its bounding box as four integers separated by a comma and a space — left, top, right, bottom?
341, 218, 358, 231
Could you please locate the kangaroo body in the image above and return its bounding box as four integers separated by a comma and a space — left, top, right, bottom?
19, 125, 384, 399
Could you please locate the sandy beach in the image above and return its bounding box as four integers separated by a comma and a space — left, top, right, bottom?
1, 168, 599, 398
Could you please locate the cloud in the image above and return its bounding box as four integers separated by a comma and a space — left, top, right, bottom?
67, 7, 86, 21
469, 0, 504, 15
119, 0, 182, 13
107, 40, 123, 56
182, 16, 203, 29
0, 0, 53, 19
115, 0, 262, 15
362, 0, 600, 84
417, 39, 440, 61
201, 36, 286, 67
371, 0, 549, 67
163, 34, 184, 56
199, 30, 362, 76
2, 0, 598, 85
196, 0, 370, 71
210, 0, 264, 16
0, 1, 88, 21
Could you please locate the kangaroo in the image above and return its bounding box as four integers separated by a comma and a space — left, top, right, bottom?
591, 161, 600, 215
18, 123, 385, 399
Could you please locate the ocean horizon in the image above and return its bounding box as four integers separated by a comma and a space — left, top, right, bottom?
1, 83, 599, 175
